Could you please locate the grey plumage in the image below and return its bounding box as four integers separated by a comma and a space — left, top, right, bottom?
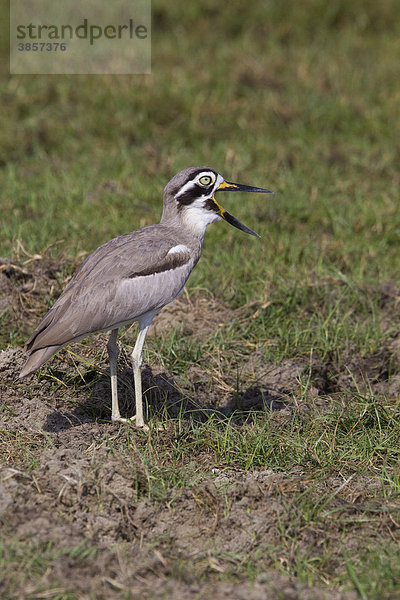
20, 226, 200, 377
20, 166, 272, 426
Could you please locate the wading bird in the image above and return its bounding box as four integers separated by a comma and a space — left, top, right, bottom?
20, 167, 272, 427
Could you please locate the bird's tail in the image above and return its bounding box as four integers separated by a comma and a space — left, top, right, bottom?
19, 345, 61, 378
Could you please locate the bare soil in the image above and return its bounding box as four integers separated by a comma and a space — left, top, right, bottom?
1, 258, 399, 599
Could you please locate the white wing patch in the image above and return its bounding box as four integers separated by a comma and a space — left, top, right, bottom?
167, 244, 190, 255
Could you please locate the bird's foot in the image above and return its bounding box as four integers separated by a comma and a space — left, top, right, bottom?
112, 414, 139, 425
111, 414, 158, 432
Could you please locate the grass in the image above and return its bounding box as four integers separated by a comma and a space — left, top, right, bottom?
2, 0, 400, 597
128, 394, 400, 486
0, 538, 98, 600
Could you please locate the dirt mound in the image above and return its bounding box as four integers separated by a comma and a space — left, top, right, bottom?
0, 256, 67, 341
1, 454, 357, 600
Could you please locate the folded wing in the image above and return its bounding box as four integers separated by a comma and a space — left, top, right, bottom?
20, 225, 193, 376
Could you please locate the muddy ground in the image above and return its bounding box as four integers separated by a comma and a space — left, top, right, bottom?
1, 257, 400, 599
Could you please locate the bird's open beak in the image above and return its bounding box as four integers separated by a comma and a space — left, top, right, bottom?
214, 180, 273, 238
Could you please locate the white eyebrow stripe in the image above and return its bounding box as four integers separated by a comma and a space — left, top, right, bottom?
167, 244, 190, 255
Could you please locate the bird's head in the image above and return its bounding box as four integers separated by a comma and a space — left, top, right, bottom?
162, 167, 273, 237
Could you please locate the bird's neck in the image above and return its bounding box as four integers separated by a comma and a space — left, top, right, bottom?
161, 195, 223, 241
160, 209, 209, 243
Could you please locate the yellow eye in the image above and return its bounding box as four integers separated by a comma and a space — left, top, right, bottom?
199, 175, 213, 186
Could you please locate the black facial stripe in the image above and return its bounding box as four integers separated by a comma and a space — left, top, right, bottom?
176, 183, 214, 207
204, 197, 219, 212
176, 186, 200, 206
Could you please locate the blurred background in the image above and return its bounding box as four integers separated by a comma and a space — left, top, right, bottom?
1, 0, 400, 321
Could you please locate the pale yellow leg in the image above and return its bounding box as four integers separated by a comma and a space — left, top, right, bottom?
107, 329, 124, 422
131, 322, 151, 428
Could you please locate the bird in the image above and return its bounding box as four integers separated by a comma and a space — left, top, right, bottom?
20, 167, 272, 427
